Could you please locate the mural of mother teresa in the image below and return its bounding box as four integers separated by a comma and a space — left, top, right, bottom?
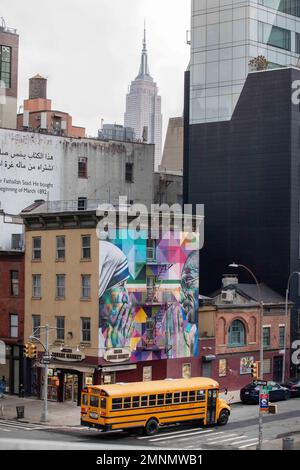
98, 237, 134, 353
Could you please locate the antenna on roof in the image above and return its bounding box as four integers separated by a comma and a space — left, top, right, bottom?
0, 17, 6, 29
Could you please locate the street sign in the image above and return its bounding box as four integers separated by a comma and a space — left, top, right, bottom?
260, 392, 269, 413
256, 380, 267, 386
41, 355, 52, 364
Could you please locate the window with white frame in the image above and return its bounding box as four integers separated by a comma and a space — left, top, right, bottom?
32, 274, 41, 298
56, 274, 66, 299
81, 275, 91, 299
32, 237, 41, 260
56, 236, 65, 260
81, 317, 91, 342
9, 314, 18, 338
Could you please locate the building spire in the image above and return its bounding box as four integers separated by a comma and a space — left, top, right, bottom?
136, 21, 152, 80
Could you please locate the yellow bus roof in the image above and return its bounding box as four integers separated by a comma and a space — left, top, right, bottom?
88, 377, 219, 397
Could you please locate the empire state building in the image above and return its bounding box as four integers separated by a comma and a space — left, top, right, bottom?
124, 26, 162, 171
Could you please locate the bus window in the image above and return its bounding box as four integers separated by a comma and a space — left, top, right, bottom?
157, 394, 164, 406
181, 391, 188, 403
132, 396, 140, 408
112, 398, 122, 410
100, 398, 106, 409
197, 390, 206, 402
149, 395, 156, 406
141, 395, 148, 407
82, 394, 88, 406
189, 391, 196, 402
166, 393, 172, 405
174, 392, 180, 404
90, 395, 99, 408
124, 397, 132, 409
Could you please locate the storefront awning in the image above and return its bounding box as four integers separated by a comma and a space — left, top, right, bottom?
37, 363, 95, 374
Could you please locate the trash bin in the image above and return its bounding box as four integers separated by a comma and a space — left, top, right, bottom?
282, 437, 294, 450
16, 405, 24, 419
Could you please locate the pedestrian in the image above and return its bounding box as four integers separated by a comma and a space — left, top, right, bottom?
0, 376, 6, 398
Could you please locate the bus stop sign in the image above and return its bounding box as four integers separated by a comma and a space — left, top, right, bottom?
260, 393, 269, 413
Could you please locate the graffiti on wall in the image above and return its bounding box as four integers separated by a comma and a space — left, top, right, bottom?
98, 230, 199, 361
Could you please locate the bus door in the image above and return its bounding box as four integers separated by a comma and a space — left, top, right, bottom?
207, 389, 218, 425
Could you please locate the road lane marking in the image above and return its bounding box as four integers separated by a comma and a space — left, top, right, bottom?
206, 433, 237, 442
148, 429, 214, 442
207, 434, 246, 444
137, 427, 209, 440
231, 438, 259, 446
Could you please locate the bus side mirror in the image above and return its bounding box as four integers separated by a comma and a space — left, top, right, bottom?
224, 388, 228, 395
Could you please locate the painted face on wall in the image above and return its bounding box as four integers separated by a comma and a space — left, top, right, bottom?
180, 250, 199, 323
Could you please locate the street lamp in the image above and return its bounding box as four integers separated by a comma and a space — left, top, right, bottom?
283, 272, 300, 384
229, 263, 264, 450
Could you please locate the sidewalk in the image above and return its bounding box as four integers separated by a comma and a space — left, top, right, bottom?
0, 395, 80, 427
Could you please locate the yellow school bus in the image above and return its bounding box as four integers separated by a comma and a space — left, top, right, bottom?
80, 377, 230, 436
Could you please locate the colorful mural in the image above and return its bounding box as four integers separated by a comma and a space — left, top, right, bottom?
98, 230, 199, 361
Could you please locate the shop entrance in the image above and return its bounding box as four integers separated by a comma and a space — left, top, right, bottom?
64, 373, 78, 403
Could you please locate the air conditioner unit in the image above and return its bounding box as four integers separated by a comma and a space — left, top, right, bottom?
221, 290, 235, 303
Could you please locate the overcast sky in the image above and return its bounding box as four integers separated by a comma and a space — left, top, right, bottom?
2, 0, 191, 141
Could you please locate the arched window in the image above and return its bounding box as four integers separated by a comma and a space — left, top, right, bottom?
228, 320, 246, 347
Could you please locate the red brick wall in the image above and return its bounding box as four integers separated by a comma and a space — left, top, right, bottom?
0, 253, 25, 344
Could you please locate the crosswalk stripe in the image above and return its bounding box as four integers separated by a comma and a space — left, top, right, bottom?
137, 427, 206, 440
207, 435, 246, 444
238, 441, 259, 449
229, 438, 259, 446
148, 429, 214, 442
0, 421, 47, 430
206, 433, 237, 442
0, 428, 12, 432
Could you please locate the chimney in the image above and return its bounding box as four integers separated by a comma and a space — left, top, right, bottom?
29, 74, 47, 100
222, 274, 238, 288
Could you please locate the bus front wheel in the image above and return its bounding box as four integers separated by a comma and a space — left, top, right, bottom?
217, 410, 229, 426
144, 419, 159, 436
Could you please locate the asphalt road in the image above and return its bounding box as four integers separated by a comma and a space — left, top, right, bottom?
0, 397, 299, 450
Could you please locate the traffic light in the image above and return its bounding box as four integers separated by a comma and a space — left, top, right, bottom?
251, 361, 260, 380
29, 344, 37, 359
23, 343, 30, 358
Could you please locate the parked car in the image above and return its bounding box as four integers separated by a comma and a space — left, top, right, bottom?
240, 381, 290, 404
283, 378, 300, 398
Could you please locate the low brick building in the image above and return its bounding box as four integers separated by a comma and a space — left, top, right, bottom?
199, 276, 292, 392
0, 250, 25, 394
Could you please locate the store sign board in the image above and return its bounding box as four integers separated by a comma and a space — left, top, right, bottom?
51, 347, 85, 362
104, 348, 131, 363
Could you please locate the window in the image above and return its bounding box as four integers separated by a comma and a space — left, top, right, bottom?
298, 311, 300, 333
196, 390, 206, 402
81, 275, 91, 299
189, 391, 196, 402
297, 33, 300, 54
9, 314, 18, 338
90, 395, 99, 408
263, 327, 271, 349
146, 276, 155, 300
279, 326, 285, 349
11, 233, 23, 250
124, 397, 131, 409
132, 396, 140, 408
258, 22, 291, 51
56, 236, 65, 260
166, 393, 172, 405
10, 270, 19, 296
56, 316, 65, 341
0, 45, 12, 88
100, 398, 106, 410
78, 157, 88, 178
56, 275, 66, 299
32, 315, 41, 338
81, 236, 91, 259
32, 274, 41, 298
258, 0, 300, 18
174, 392, 180, 404
228, 320, 246, 347
263, 358, 271, 374
78, 197, 87, 211
81, 317, 91, 342
145, 319, 155, 343
125, 163, 134, 182
141, 395, 148, 407
32, 237, 41, 260
149, 395, 156, 406
181, 391, 188, 403
146, 239, 156, 261
157, 394, 164, 406
112, 399, 122, 410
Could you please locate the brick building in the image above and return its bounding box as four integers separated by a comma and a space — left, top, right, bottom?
17, 75, 85, 138
0, 250, 25, 394
199, 276, 291, 392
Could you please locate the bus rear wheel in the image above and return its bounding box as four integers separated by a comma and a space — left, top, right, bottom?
217, 410, 229, 426
144, 419, 159, 436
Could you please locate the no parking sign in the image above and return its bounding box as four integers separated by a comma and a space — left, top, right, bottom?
260, 392, 269, 413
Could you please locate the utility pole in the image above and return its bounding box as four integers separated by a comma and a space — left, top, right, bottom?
41, 324, 49, 423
